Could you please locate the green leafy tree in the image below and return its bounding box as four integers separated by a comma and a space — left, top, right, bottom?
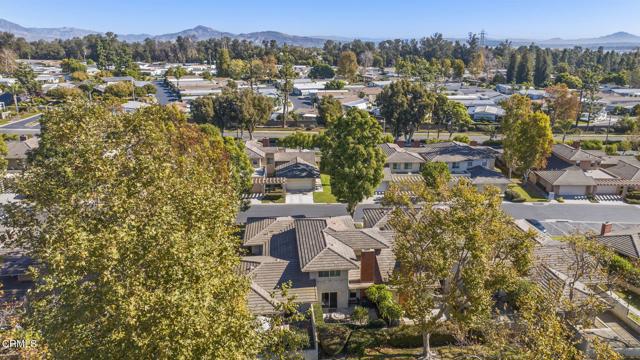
216, 48, 231, 77
278, 131, 322, 149
515, 49, 532, 84
352, 306, 369, 326
308, 64, 335, 79
533, 49, 552, 87
421, 161, 451, 189
278, 50, 296, 128
13, 62, 41, 96
452, 59, 465, 80
3, 101, 259, 359
228, 59, 248, 80
337, 50, 358, 81
239, 89, 274, 139
212, 84, 243, 132
502, 95, 553, 178
545, 83, 580, 126
172, 65, 188, 89
444, 100, 472, 139
7, 82, 23, 112
376, 80, 433, 142
555, 72, 583, 89
190, 96, 215, 124
386, 179, 534, 359
506, 52, 519, 83
323, 79, 345, 90
61, 58, 87, 73
317, 95, 343, 125
321, 108, 385, 213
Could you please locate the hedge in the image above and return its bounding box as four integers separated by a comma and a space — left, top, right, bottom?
317, 324, 351, 356
339, 325, 457, 356
504, 189, 525, 203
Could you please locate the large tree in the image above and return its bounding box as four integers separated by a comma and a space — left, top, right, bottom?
533, 49, 552, 87
337, 50, 358, 81
545, 83, 580, 127
501, 94, 553, 177
376, 80, 433, 142
321, 108, 385, 213
3, 101, 259, 359
317, 95, 343, 125
506, 52, 518, 83
216, 47, 231, 77
515, 49, 532, 84
386, 179, 534, 359
238, 89, 273, 139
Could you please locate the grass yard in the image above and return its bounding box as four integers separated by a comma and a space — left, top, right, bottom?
313, 174, 338, 203
615, 288, 640, 311
508, 183, 548, 202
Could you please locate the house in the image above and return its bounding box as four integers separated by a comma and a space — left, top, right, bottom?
292, 82, 328, 96
274, 157, 320, 191
245, 140, 319, 194
595, 222, 640, 260
240, 216, 395, 313
121, 100, 150, 113
101, 76, 135, 86
5, 136, 39, 171
376, 142, 507, 193
468, 105, 504, 122
528, 144, 640, 197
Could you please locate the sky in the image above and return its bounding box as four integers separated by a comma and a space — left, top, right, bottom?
2, 0, 640, 40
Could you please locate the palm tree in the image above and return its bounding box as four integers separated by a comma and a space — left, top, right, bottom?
7, 82, 22, 113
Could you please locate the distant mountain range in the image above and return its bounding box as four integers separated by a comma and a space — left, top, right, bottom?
1, 18, 640, 50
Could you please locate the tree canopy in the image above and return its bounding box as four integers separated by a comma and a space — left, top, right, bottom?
3, 101, 259, 359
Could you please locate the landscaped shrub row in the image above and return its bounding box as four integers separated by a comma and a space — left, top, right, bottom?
625, 191, 640, 204
318, 324, 456, 357
609, 254, 640, 288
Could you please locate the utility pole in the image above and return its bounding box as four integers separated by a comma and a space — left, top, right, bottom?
605, 113, 612, 143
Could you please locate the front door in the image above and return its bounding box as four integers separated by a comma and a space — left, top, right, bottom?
322, 292, 338, 309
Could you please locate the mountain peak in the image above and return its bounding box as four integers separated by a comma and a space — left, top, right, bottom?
600, 31, 639, 40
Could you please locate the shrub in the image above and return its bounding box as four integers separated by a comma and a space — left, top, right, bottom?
482, 139, 502, 147
556, 196, 565, 203
452, 134, 470, 144
580, 139, 603, 150
609, 254, 640, 288
352, 305, 369, 326
317, 324, 350, 356
324, 79, 346, 90
365, 285, 403, 323
366, 318, 387, 329
605, 144, 618, 155
345, 330, 384, 356
504, 189, 525, 202
626, 191, 640, 201
385, 325, 422, 348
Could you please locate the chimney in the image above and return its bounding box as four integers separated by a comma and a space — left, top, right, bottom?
360, 249, 377, 283
470, 140, 478, 146
395, 140, 405, 148
601, 222, 612, 236
19, 135, 28, 142
260, 138, 270, 147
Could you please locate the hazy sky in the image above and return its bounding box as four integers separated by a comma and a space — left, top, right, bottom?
2, 0, 640, 39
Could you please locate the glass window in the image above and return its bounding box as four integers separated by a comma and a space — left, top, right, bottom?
404, 163, 411, 169
319, 270, 341, 277
452, 162, 459, 169
392, 163, 398, 170
467, 161, 473, 167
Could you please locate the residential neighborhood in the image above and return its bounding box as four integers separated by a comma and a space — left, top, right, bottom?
2, 1, 640, 359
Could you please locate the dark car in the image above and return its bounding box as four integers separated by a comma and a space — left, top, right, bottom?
525, 218, 547, 233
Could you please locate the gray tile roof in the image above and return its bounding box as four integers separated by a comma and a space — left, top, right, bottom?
362, 207, 392, 230
295, 219, 359, 272
605, 160, 640, 181
274, 157, 320, 179
413, 142, 498, 163
324, 228, 390, 250
274, 151, 316, 164
464, 166, 511, 185
552, 143, 601, 162
534, 168, 596, 186
385, 149, 425, 164
595, 231, 640, 259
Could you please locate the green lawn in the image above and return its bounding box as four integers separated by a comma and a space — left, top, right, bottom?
508, 183, 548, 202
615, 288, 640, 311
261, 192, 285, 203
313, 174, 338, 203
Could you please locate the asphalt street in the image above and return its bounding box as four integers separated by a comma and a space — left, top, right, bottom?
0, 114, 42, 134
239, 202, 640, 226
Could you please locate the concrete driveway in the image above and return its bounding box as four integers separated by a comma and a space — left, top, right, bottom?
285, 192, 314, 204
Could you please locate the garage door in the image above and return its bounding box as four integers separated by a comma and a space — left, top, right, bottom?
596, 185, 619, 195
558, 186, 587, 196
286, 179, 315, 191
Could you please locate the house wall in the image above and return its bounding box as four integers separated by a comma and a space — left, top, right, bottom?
389, 162, 421, 173
310, 271, 350, 310
448, 158, 493, 173
6, 158, 25, 170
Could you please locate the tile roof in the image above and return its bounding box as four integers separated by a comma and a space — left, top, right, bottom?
605, 160, 640, 181
413, 142, 498, 163
552, 143, 601, 162
274, 157, 320, 179
6, 137, 39, 159
362, 207, 393, 230
295, 219, 359, 272
324, 228, 390, 250
534, 168, 597, 186
595, 230, 640, 259
464, 166, 511, 185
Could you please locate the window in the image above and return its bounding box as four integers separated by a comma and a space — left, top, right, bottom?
452, 162, 460, 169
404, 163, 411, 170
467, 161, 473, 167
392, 163, 398, 170
322, 292, 338, 308
319, 270, 341, 277
482, 160, 488, 167
267, 158, 273, 165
